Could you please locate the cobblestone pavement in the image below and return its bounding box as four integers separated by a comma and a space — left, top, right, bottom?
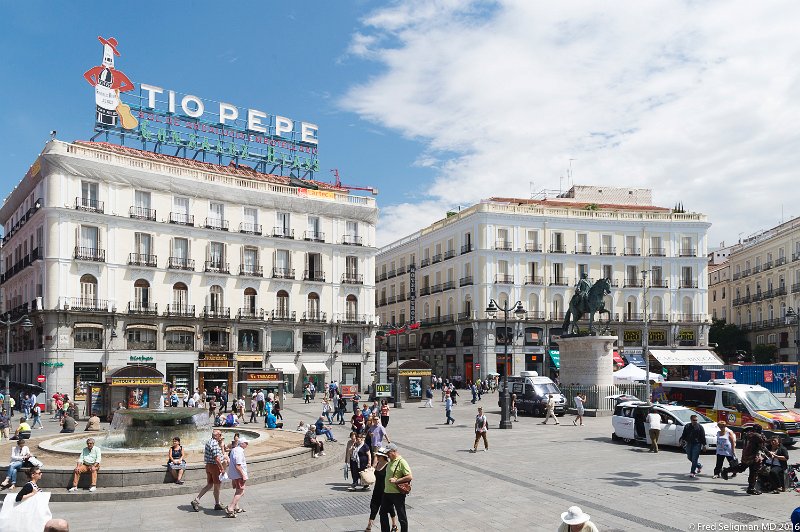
20, 394, 798, 531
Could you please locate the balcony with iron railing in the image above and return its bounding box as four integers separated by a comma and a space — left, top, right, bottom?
272, 267, 295, 279
753, 264, 762, 274
420, 286, 431, 296
270, 310, 297, 322
239, 222, 262, 235
204, 217, 229, 231
741, 268, 752, 277
301, 311, 327, 323
733, 272, 742, 280
599, 246, 616, 255
387, 295, 397, 305
239, 265, 263, 277
164, 304, 195, 317
443, 280, 456, 291
442, 249, 456, 261
649, 279, 669, 288
679, 248, 697, 257
763, 261, 774, 270
574, 245, 591, 255
166, 338, 195, 350
303, 270, 325, 282
495, 240, 513, 251
2, 198, 42, 246
272, 227, 295, 239
609, 279, 620, 287
524, 276, 544, 285
432, 253, 442, 264
74, 247, 105, 262
376, 298, 387, 307
679, 280, 699, 288
550, 276, 569, 286
377, 272, 387, 281
0, 248, 41, 285
387, 269, 397, 279
203, 339, 230, 352
64, 297, 111, 312
624, 313, 645, 322
649, 313, 669, 322
342, 273, 364, 284
168, 257, 195, 271
203, 306, 231, 319
342, 234, 363, 246
461, 244, 473, 254
677, 314, 706, 322
524, 311, 546, 320
129, 206, 157, 221
237, 308, 265, 320
128, 302, 158, 315
419, 258, 431, 268
205, 261, 230, 274
459, 276, 473, 287
623, 247, 641, 256
550, 311, 566, 321
776, 256, 787, 266
624, 278, 643, 288
169, 212, 194, 226
648, 248, 666, 257
549, 244, 566, 253
525, 243, 543, 252
74, 338, 103, 350
431, 283, 443, 293
495, 274, 514, 284
303, 230, 325, 242
128, 253, 157, 267
75, 197, 104, 213
397, 293, 407, 302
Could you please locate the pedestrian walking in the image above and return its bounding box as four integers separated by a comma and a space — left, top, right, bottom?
712, 421, 737, 478
450, 387, 459, 405
190, 429, 228, 512
723, 425, 767, 494
273, 400, 282, 420
323, 399, 333, 424
225, 437, 249, 517
541, 394, 560, 425
31, 403, 43, 430
348, 433, 372, 491
558, 506, 599, 532
304, 384, 311, 404
424, 385, 433, 408
248, 396, 257, 424
444, 395, 455, 425
572, 393, 586, 427
791, 374, 797, 395
471, 407, 489, 452
470, 382, 477, 404
337, 395, 347, 424
364, 447, 398, 532
381, 443, 412, 532
679, 414, 706, 478
784, 375, 791, 398
511, 393, 518, 421
368, 417, 390, 462
380, 400, 390, 428
645, 408, 661, 452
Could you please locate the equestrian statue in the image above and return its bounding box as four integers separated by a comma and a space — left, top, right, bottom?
561, 274, 613, 335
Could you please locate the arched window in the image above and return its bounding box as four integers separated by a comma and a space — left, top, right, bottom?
134, 279, 150, 309
757, 307, 763, 322
769, 305, 774, 321
244, 287, 257, 315
79, 274, 97, 306
682, 296, 693, 318
208, 285, 223, 312
172, 282, 188, 312
346, 294, 358, 320
307, 292, 320, 319
276, 290, 289, 318
497, 292, 509, 307
463, 294, 472, 317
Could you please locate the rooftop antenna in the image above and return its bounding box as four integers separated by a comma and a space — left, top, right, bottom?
529, 181, 535, 199
568, 158, 576, 187
559, 175, 564, 194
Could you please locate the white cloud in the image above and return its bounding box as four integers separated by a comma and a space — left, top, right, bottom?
342, 0, 800, 247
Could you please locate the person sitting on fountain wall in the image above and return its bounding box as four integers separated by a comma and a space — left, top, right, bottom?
11, 417, 32, 440
224, 412, 239, 427
60, 413, 77, 433
68, 438, 102, 492
167, 437, 186, 484
84, 414, 101, 432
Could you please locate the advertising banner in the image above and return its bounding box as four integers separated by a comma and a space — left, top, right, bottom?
408, 377, 422, 398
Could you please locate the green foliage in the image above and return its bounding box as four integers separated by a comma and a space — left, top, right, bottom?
584, 203, 600, 211
752, 343, 778, 364
709, 319, 750, 361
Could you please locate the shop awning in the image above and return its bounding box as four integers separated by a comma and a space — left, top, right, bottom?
548, 350, 560, 369
613, 351, 625, 366
126, 323, 158, 330
74, 322, 104, 329
648, 349, 724, 366
197, 367, 235, 372
165, 325, 195, 333
269, 362, 299, 375
303, 362, 330, 374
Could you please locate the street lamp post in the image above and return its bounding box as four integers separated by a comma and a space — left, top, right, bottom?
486, 299, 525, 429
642, 269, 650, 404
785, 307, 800, 408
1, 314, 34, 417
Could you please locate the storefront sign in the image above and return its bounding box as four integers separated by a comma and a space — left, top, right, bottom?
341, 384, 359, 397
677, 330, 695, 341
649, 330, 666, 342
244, 372, 281, 382
84, 36, 319, 177
110, 377, 163, 387
399, 369, 432, 377
42, 361, 64, 368
237, 354, 264, 362
130, 355, 154, 362
623, 330, 641, 343
375, 383, 393, 397
200, 353, 233, 361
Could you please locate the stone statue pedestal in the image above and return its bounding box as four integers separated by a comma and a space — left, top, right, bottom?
557, 335, 616, 387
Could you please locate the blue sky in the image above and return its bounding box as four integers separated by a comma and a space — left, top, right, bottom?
4, 1, 800, 248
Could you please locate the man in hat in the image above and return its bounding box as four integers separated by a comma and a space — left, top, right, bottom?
225, 437, 249, 518
381, 443, 412, 532
558, 506, 599, 531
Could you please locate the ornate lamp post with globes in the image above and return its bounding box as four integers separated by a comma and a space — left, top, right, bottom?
1, 314, 33, 416
486, 299, 525, 429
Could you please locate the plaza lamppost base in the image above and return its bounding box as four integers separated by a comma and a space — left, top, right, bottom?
499, 390, 513, 429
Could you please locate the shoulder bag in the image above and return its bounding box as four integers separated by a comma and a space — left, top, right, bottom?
393, 460, 412, 494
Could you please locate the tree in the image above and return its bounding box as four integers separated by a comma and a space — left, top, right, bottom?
752, 344, 778, 364
709, 319, 750, 362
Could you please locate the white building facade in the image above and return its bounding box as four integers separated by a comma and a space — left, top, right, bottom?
0, 140, 378, 405
376, 187, 710, 381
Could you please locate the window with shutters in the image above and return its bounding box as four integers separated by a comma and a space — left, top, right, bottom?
346, 294, 358, 320
276, 212, 291, 236
80, 225, 99, 249
79, 274, 97, 307
242, 246, 259, 275
173, 283, 188, 310
173, 238, 188, 258
276, 290, 290, 318
134, 279, 151, 308
243, 287, 257, 314
307, 292, 320, 319
208, 285, 224, 311
209, 242, 225, 269
134, 233, 152, 256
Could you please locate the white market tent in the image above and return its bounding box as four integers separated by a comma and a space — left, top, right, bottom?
613, 363, 664, 383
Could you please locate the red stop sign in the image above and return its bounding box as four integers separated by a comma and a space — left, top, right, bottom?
36, 375, 45, 383
475, 363, 481, 368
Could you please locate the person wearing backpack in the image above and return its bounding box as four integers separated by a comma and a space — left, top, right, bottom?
30, 403, 43, 430
471, 407, 489, 453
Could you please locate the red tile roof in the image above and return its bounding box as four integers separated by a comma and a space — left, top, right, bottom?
489, 197, 672, 212
74, 141, 347, 192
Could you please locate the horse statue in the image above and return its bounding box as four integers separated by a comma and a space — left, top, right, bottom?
562, 278, 612, 335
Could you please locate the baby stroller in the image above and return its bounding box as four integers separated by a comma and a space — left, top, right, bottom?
789, 463, 800, 491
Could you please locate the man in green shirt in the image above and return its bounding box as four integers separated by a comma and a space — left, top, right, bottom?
381, 443, 412, 532
69, 438, 102, 492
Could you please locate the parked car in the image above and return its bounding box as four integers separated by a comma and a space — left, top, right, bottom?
611, 401, 717, 450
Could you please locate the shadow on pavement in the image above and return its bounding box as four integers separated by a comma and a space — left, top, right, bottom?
709, 488, 749, 497
326, 482, 357, 492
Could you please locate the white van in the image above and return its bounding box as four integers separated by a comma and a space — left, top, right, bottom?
499, 372, 567, 416
611, 401, 717, 449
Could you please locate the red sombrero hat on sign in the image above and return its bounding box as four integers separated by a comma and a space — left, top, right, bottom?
98, 36, 120, 56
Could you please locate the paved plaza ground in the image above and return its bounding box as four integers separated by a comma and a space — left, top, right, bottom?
7, 393, 800, 531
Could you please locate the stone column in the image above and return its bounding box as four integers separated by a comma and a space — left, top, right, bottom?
557, 336, 616, 387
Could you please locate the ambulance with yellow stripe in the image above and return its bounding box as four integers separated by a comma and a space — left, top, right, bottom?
661, 380, 800, 446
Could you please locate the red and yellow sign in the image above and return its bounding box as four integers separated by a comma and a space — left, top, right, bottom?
110, 377, 162, 387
